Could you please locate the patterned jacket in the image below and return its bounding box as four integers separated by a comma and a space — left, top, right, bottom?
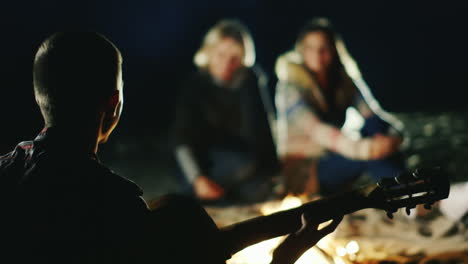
274, 51, 403, 160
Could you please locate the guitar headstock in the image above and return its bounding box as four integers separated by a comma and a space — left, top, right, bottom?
368, 167, 450, 219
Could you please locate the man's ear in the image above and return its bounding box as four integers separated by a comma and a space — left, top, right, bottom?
99, 90, 122, 143
34, 92, 49, 125
107, 89, 121, 116
34, 90, 44, 107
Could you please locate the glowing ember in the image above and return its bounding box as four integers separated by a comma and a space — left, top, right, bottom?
346, 240, 359, 255
336, 246, 347, 257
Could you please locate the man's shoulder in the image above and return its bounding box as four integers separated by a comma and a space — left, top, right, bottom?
95, 162, 144, 197
0, 140, 34, 175
1, 139, 144, 199
91, 164, 149, 215
0, 140, 33, 158
0, 151, 14, 165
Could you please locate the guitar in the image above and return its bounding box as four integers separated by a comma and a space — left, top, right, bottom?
219, 167, 450, 257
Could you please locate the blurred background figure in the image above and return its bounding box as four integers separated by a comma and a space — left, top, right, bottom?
274, 17, 405, 196
173, 19, 280, 204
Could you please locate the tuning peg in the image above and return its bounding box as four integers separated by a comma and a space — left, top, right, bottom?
386, 211, 394, 219
406, 207, 411, 216
424, 203, 433, 210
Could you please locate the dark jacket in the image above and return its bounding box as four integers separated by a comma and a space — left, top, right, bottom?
0, 128, 225, 263
174, 66, 280, 177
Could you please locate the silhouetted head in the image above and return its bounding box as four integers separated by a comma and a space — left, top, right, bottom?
194, 19, 255, 82
33, 32, 123, 143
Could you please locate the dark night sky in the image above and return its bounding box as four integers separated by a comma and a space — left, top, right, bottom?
1, 0, 467, 153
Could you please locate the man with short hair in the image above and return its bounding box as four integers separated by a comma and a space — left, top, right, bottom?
1, 31, 216, 263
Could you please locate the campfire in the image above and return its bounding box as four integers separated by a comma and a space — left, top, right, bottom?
204, 174, 468, 264
210, 195, 362, 264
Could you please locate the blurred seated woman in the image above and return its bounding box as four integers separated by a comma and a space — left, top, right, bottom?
274, 17, 405, 196
174, 19, 280, 204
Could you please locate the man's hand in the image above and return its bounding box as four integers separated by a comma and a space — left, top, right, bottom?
271, 214, 343, 264
194, 175, 225, 200
370, 133, 402, 159
295, 214, 343, 244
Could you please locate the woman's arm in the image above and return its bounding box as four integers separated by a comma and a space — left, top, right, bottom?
174, 146, 225, 200
351, 88, 404, 157
173, 81, 225, 200
275, 82, 374, 160
173, 81, 206, 182
350, 77, 405, 136
174, 145, 203, 184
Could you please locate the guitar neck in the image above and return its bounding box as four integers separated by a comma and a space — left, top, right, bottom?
220, 188, 372, 256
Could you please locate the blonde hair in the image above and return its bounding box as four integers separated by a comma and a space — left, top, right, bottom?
194, 19, 256, 68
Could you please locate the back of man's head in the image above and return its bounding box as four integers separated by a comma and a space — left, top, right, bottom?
33, 32, 122, 126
